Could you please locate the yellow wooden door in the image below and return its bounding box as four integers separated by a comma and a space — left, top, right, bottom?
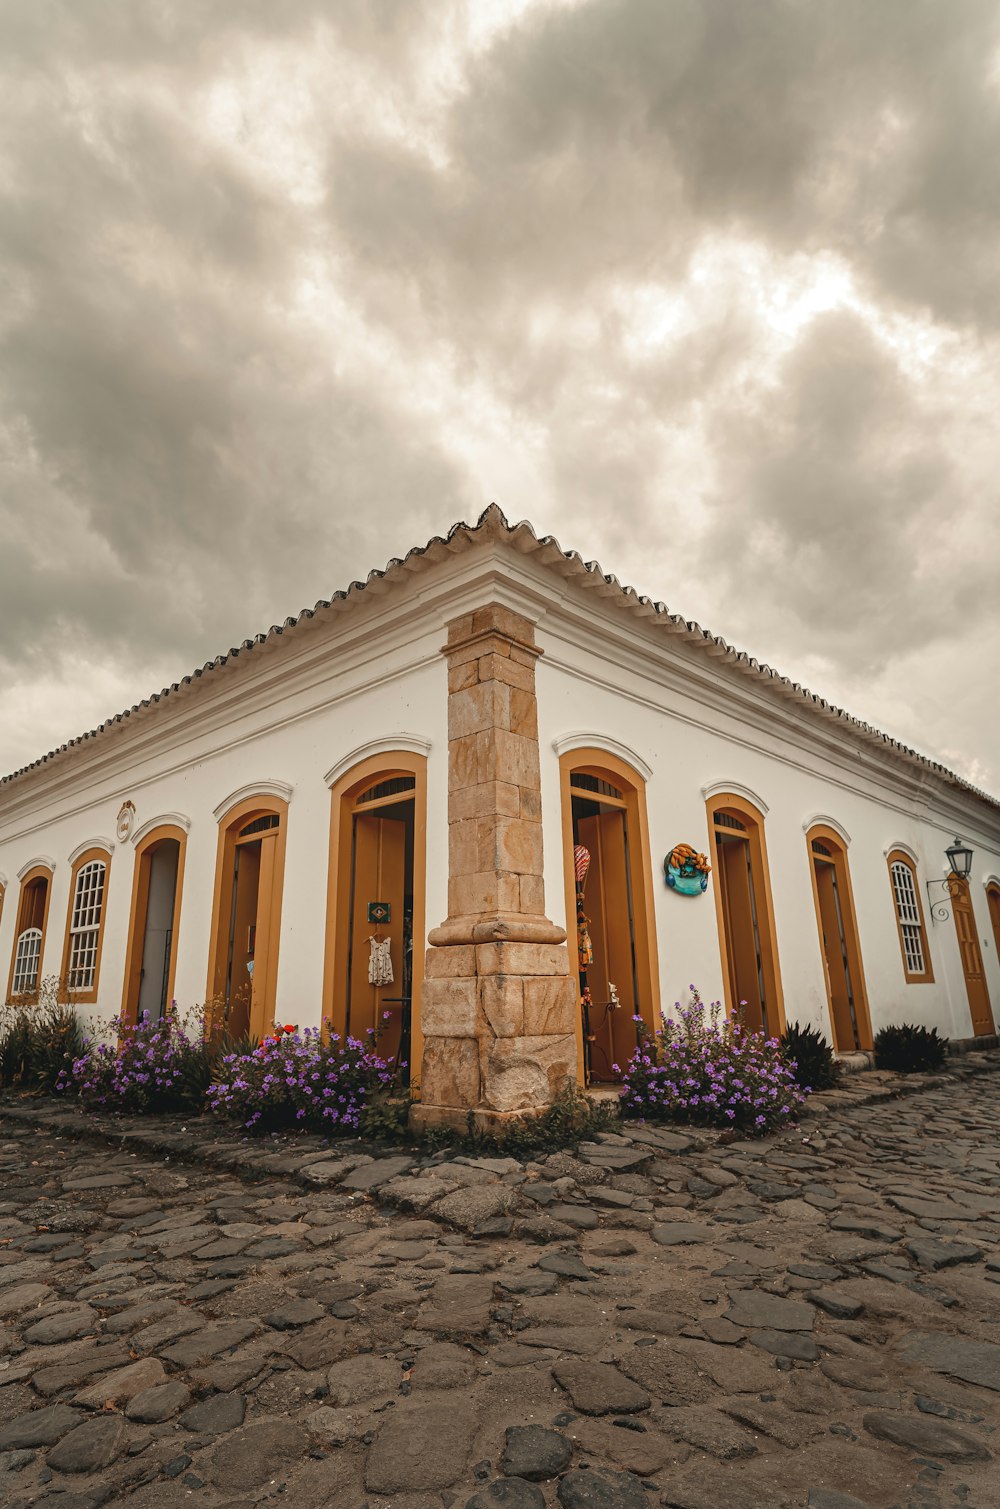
814, 858, 855, 1052
988, 887, 1000, 967
250, 834, 277, 1041
227, 841, 261, 1040
716, 835, 766, 1032
951, 878, 994, 1036
349, 814, 407, 1058
577, 812, 637, 1078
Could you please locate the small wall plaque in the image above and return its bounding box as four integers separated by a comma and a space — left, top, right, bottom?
367, 900, 391, 924
116, 800, 136, 841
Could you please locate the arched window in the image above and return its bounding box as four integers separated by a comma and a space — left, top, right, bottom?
206, 795, 288, 1042
9, 865, 54, 1002
325, 753, 427, 1085
559, 748, 659, 1085
60, 849, 112, 1002
805, 824, 872, 1051
886, 850, 933, 983
706, 792, 784, 1036
121, 824, 187, 1025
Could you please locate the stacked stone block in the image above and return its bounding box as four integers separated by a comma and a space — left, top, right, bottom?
413, 603, 578, 1130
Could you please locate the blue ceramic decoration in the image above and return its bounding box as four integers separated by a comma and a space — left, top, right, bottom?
664, 843, 710, 895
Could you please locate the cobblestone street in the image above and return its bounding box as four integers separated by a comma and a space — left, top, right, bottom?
1, 1065, 999, 1509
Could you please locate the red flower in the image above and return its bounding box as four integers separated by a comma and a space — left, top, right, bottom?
283, 1024, 296, 1034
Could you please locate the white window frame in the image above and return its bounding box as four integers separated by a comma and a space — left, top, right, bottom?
67, 860, 107, 992
890, 858, 927, 977
12, 927, 43, 996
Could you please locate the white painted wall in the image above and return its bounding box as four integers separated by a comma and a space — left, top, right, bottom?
0, 593, 449, 1038
2, 530, 998, 1059
533, 585, 1000, 1046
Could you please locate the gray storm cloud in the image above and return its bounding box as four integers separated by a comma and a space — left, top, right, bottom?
1, 0, 998, 787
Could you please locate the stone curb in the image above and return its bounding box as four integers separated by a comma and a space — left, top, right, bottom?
1, 1048, 998, 1227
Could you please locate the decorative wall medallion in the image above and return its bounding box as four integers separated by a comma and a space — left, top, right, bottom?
116, 801, 136, 842
367, 900, 391, 925
664, 842, 711, 895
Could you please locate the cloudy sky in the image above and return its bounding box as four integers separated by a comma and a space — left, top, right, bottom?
2, 0, 999, 792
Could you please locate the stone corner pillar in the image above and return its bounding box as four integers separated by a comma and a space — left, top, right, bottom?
410, 602, 578, 1132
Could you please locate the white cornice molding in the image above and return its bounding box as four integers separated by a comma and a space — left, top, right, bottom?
551, 732, 653, 783
213, 781, 294, 823
701, 780, 770, 816
0, 638, 437, 844
68, 837, 114, 866
131, 813, 193, 847
803, 814, 853, 846
324, 736, 432, 789
17, 856, 55, 880
885, 841, 920, 866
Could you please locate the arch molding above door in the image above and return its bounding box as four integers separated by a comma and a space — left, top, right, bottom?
324, 735, 432, 789
701, 780, 769, 815
552, 733, 653, 782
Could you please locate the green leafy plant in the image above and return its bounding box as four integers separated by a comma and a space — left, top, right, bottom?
873, 1022, 947, 1074
781, 1020, 838, 1091
417, 1082, 620, 1157
0, 978, 84, 1092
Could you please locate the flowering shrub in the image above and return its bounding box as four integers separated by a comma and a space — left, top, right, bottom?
58, 1005, 212, 1112
619, 987, 807, 1135
208, 1019, 400, 1133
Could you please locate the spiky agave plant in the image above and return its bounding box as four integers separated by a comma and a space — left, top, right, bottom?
781, 1020, 837, 1091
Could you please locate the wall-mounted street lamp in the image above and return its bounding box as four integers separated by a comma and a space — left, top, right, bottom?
925, 837, 974, 922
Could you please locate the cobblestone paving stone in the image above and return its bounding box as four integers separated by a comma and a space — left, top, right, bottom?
0, 1057, 999, 1508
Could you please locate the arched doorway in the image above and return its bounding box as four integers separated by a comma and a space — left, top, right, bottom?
207, 795, 288, 1042
805, 824, 872, 1051
988, 883, 1000, 986
559, 749, 659, 1084
950, 875, 994, 1037
706, 792, 784, 1036
121, 824, 187, 1024
325, 753, 427, 1084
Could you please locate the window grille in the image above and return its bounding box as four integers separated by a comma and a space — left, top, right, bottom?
239, 814, 280, 838
811, 839, 833, 857
890, 859, 926, 975
570, 773, 624, 801
67, 861, 106, 991
356, 776, 416, 805
714, 811, 747, 832
12, 928, 42, 995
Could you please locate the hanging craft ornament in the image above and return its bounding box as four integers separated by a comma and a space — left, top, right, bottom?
577, 910, 594, 969
664, 842, 711, 896
368, 935, 394, 986
573, 845, 594, 968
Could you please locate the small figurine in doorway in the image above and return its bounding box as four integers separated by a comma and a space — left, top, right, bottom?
368, 935, 393, 987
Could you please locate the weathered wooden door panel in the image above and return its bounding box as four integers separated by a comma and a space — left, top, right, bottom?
951, 878, 994, 1036
717, 836, 766, 1033
577, 812, 638, 1079
349, 813, 407, 1058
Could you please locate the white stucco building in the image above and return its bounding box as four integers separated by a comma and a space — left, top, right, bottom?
2, 509, 998, 1124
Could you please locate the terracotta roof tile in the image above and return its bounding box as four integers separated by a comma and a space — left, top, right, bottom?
2, 505, 997, 814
